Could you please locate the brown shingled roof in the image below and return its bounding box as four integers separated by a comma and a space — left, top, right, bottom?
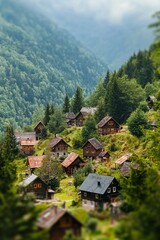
83, 138, 103, 150
97, 116, 120, 128
66, 112, 76, 120
49, 137, 68, 148
37, 205, 82, 229
115, 153, 132, 165
61, 152, 83, 168
98, 151, 110, 158
15, 132, 36, 142
27, 155, 46, 169
34, 121, 45, 130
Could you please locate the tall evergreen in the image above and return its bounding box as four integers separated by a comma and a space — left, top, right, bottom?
72, 86, 83, 114
63, 95, 70, 113
43, 103, 50, 126
103, 70, 110, 88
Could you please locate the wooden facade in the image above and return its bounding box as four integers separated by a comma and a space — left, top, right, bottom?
83, 138, 103, 159
79, 174, 120, 210
19, 174, 54, 200
34, 121, 45, 140
66, 112, 75, 127
49, 137, 69, 157
97, 116, 120, 135
61, 152, 85, 175
37, 205, 82, 240
20, 140, 36, 156
75, 107, 97, 126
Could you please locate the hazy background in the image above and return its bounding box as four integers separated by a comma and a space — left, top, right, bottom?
20, 0, 160, 69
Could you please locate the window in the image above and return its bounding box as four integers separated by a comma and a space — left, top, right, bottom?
113, 187, 116, 192
107, 188, 111, 193
84, 192, 87, 197
34, 183, 37, 189
34, 183, 42, 189
95, 194, 99, 199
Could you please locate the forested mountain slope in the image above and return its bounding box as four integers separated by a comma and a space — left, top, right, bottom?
0, 0, 105, 129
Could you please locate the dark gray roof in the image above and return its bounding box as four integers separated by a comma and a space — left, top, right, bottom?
19, 173, 38, 187
79, 173, 114, 194
66, 112, 76, 120
120, 162, 139, 176
83, 138, 103, 150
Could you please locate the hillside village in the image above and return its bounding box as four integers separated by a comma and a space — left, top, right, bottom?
7, 97, 159, 240
0, 1, 160, 239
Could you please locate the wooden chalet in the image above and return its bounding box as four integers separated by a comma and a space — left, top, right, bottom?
98, 150, 110, 162
97, 116, 120, 135
49, 137, 69, 157
20, 139, 37, 156
75, 107, 97, 126
82, 137, 103, 159
61, 152, 85, 175
27, 155, 46, 174
19, 174, 54, 200
34, 121, 45, 140
37, 205, 82, 240
79, 173, 120, 210
66, 112, 76, 127
115, 153, 132, 168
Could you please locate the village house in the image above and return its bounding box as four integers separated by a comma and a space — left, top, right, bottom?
79, 173, 120, 210
20, 139, 37, 156
65, 112, 76, 127
34, 121, 45, 140
75, 107, 97, 126
37, 204, 82, 240
61, 152, 85, 175
97, 116, 120, 135
27, 155, 46, 174
49, 137, 69, 157
98, 150, 110, 162
19, 174, 54, 200
82, 137, 103, 159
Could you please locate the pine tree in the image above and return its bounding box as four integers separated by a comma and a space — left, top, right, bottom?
95, 98, 106, 123
82, 114, 97, 143
103, 70, 110, 88
72, 86, 83, 114
48, 107, 66, 135
43, 103, 50, 126
63, 95, 70, 113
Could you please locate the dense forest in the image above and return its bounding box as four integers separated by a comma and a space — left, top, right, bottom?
0, 0, 105, 130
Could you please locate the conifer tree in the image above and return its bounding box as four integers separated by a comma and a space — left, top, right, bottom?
95, 98, 106, 123
48, 107, 66, 135
72, 86, 83, 114
82, 114, 97, 143
103, 70, 110, 88
63, 94, 70, 113
43, 103, 50, 126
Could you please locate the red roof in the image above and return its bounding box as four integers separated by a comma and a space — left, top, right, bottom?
61, 152, 83, 168
27, 155, 46, 169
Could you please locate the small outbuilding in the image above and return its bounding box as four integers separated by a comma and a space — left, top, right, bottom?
49, 137, 69, 157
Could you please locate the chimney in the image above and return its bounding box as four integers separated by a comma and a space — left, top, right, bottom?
97, 181, 101, 187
